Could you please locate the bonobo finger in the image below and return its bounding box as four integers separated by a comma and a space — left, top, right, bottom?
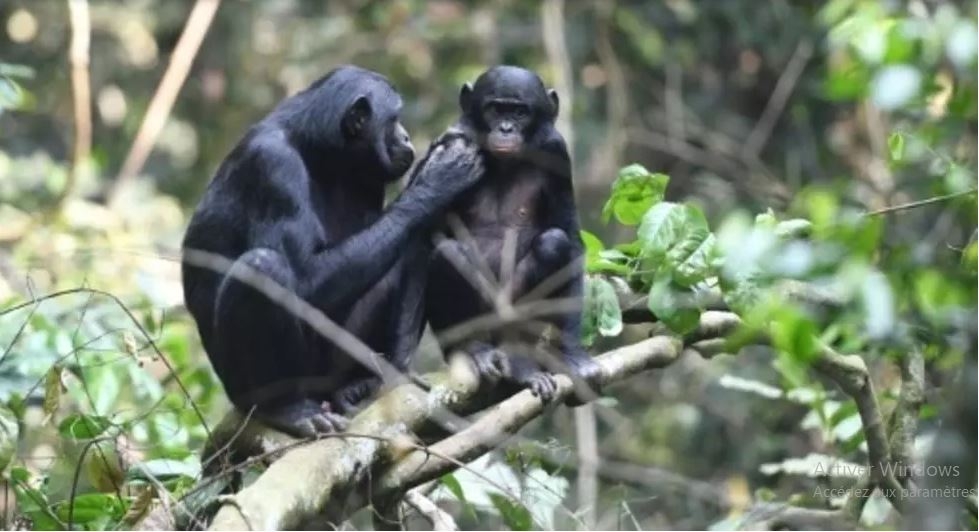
475, 355, 502, 380
311, 412, 349, 434
290, 419, 318, 439
529, 374, 557, 402
491, 350, 510, 376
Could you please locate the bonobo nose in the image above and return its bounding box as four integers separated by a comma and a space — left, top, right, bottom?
500, 123, 515, 134
401, 130, 410, 143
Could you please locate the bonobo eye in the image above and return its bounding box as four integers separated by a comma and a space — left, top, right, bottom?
512, 105, 530, 119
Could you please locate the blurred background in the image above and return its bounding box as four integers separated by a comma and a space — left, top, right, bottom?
0, 0, 975, 530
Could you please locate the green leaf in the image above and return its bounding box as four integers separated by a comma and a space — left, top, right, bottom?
54, 493, 125, 527
672, 233, 716, 287
58, 414, 112, 440
770, 311, 819, 364
887, 131, 905, 162
489, 493, 533, 531
602, 165, 669, 225
638, 202, 714, 286
439, 473, 476, 519
755, 209, 777, 229
594, 278, 623, 337
773, 219, 812, 239
614, 241, 642, 257
582, 277, 624, 344
580, 230, 604, 257
722, 273, 767, 316
582, 231, 632, 275
638, 202, 688, 264
647, 277, 701, 334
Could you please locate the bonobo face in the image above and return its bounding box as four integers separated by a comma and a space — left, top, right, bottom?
460, 66, 560, 160
342, 91, 415, 182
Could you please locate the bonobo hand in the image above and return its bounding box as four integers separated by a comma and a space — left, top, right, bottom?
413, 128, 484, 198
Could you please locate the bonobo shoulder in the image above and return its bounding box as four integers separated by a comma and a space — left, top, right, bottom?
242, 128, 302, 166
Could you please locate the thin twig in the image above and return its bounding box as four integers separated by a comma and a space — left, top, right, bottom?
403, 489, 457, 531
58, 0, 92, 211
742, 40, 814, 158
109, 0, 221, 206
864, 189, 977, 216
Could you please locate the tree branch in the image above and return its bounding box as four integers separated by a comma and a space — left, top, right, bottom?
145, 282, 917, 530
204, 336, 683, 530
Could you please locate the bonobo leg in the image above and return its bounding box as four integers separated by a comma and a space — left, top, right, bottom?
465, 340, 510, 383
426, 238, 492, 337
509, 229, 603, 405
509, 227, 572, 299
212, 248, 348, 437
427, 239, 511, 383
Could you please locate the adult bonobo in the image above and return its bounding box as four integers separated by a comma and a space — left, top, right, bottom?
182, 66, 482, 437
424, 66, 602, 404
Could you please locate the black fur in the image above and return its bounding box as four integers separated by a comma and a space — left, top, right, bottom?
182, 65, 482, 436
424, 65, 602, 404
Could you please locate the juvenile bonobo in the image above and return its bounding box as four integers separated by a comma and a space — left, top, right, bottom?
181, 66, 483, 437
424, 66, 602, 404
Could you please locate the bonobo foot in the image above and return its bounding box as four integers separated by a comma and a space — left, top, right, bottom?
258, 399, 349, 438
562, 352, 604, 407
333, 376, 382, 414
466, 341, 510, 384
514, 369, 558, 402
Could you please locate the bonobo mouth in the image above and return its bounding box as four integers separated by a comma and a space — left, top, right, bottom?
387, 147, 415, 178
486, 138, 522, 156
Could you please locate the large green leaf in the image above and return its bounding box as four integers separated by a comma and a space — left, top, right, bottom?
638, 202, 715, 286
647, 277, 701, 334
602, 164, 669, 225
672, 233, 716, 287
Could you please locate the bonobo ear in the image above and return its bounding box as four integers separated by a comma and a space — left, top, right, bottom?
342, 95, 372, 139
459, 83, 474, 113
548, 89, 560, 116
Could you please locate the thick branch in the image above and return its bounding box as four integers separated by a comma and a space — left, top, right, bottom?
206, 336, 683, 530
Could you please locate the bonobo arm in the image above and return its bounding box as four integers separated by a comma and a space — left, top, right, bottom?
541, 141, 587, 351
247, 135, 480, 315
535, 128, 602, 397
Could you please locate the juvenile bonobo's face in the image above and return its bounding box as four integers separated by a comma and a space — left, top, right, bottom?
460, 66, 560, 160
341, 86, 415, 182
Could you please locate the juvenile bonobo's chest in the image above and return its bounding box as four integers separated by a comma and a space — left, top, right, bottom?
457, 166, 547, 231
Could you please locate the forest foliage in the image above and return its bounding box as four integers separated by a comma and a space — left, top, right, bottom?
0, 1, 976, 530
